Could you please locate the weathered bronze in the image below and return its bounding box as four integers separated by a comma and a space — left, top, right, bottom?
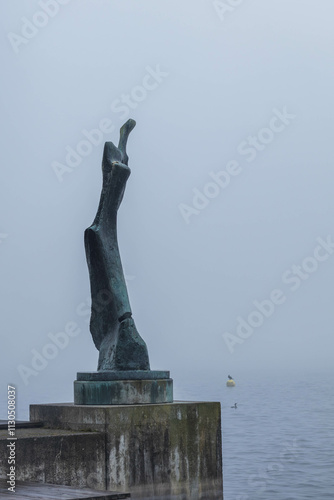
85, 119, 150, 371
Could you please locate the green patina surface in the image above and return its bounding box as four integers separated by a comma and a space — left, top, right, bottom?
73, 379, 173, 405
77, 370, 170, 381
85, 119, 150, 372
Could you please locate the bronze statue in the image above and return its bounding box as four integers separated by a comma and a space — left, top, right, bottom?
85, 119, 150, 371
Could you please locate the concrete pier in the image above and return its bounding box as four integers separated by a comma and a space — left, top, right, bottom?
30, 401, 223, 499
0, 427, 106, 488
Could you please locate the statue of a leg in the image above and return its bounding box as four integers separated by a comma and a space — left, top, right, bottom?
85, 121, 150, 371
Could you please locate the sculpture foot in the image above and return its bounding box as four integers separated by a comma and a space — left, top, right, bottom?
98, 317, 150, 371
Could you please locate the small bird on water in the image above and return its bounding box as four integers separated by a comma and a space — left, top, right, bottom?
231, 403, 237, 409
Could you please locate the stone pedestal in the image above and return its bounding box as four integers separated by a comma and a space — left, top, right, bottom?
30, 401, 223, 499
74, 370, 173, 405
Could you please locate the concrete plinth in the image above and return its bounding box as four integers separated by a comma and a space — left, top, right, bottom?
30, 401, 223, 499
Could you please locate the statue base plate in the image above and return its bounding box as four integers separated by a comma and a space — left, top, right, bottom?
74, 371, 173, 405
77, 370, 170, 381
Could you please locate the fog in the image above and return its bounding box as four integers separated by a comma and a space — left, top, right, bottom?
1, 0, 334, 417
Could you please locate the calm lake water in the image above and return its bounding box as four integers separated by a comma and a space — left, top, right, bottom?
177, 370, 334, 500
10, 369, 334, 499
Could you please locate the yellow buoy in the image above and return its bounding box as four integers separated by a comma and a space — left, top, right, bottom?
226, 379, 236, 387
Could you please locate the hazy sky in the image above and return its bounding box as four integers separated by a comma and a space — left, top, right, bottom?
1, 1, 334, 416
